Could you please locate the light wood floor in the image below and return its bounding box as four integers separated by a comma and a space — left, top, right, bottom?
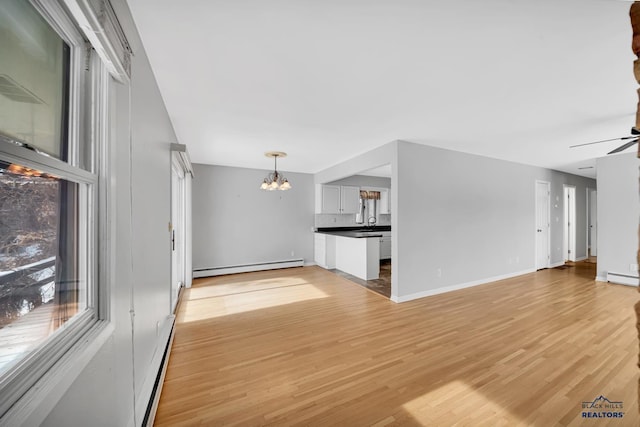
155, 262, 639, 426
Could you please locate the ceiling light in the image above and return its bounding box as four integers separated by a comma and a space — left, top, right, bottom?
260, 151, 291, 191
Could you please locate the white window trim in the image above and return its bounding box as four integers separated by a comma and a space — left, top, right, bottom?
0, 0, 116, 424
1, 322, 115, 426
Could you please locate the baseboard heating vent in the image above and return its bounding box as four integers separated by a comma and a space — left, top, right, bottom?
606, 272, 639, 286
194, 259, 304, 278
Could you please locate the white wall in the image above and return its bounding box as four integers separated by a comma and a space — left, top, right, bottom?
192, 164, 315, 270
43, 0, 177, 425
327, 175, 391, 188
596, 152, 639, 281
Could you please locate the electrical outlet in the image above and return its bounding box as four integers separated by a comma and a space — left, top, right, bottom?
291, 250, 295, 257
630, 264, 639, 272
437, 268, 442, 278
156, 321, 160, 337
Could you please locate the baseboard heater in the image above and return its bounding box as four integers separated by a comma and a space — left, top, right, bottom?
606, 272, 639, 286
193, 259, 304, 278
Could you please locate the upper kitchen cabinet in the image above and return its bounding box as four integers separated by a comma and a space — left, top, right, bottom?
319, 185, 340, 213
340, 185, 360, 214
315, 184, 360, 214
379, 188, 390, 214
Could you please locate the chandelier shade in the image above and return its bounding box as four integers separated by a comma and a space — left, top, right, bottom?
260, 152, 291, 191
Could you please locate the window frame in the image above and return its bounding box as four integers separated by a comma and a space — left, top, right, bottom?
0, 0, 113, 421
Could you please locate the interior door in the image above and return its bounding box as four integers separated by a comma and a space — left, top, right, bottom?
535, 181, 550, 270
589, 189, 597, 256
170, 157, 185, 313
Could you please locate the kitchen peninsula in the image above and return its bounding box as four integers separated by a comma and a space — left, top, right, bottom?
314, 226, 391, 280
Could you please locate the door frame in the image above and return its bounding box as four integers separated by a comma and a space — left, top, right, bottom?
563, 185, 577, 262
586, 187, 597, 258
169, 145, 194, 314
535, 180, 551, 270
170, 154, 185, 313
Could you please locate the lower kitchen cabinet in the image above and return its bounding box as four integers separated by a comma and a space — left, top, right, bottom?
314, 233, 335, 268
380, 235, 391, 260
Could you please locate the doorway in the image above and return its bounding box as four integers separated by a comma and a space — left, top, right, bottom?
587, 188, 597, 257
535, 181, 550, 270
563, 185, 576, 262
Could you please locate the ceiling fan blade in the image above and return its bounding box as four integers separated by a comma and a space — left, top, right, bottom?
570, 136, 637, 148
607, 138, 639, 155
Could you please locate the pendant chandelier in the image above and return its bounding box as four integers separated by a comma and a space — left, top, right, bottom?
260, 151, 291, 191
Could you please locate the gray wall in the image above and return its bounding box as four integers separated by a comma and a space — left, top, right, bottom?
193, 164, 315, 269
596, 152, 639, 280
314, 142, 397, 184
44, 0, 177, 425
394, 141, 595, 299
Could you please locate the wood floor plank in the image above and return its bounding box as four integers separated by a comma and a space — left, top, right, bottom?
155, 262, 639, 426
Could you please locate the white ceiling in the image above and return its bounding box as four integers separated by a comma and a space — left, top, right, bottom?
127, 0, 637, 179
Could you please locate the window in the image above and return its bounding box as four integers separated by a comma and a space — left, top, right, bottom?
0, 0, 100, 417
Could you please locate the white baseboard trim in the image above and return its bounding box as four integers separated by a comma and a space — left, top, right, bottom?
304, 261, 317, 267
193, 259, 304, 278
606, 272, 639, 287
575, 256, 588, 262
391, 268, 536, 303
132, 315, 174, 427
143, 316, 177, 427
549, 261, 565, 268
595, 276, 607, 282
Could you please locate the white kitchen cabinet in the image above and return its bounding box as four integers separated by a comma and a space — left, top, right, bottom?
320, 185, 341, 214
314, 233, 336, 268
380, 234, 391, 259
315, 184, 360, 214
340, 185, 360, 214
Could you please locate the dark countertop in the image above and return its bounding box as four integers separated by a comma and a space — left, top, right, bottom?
316, 225, 391, 232
315, 226, 391, 239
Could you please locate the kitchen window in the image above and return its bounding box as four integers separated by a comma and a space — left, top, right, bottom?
0, 0, 104, 418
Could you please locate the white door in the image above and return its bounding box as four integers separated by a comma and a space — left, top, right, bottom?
563, 185, 576, 262
589, 189, 597, 256
535, 181, 550, 270
170, 157, 185, 313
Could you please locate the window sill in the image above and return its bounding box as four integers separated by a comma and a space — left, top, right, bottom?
1, 320, 115, 426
